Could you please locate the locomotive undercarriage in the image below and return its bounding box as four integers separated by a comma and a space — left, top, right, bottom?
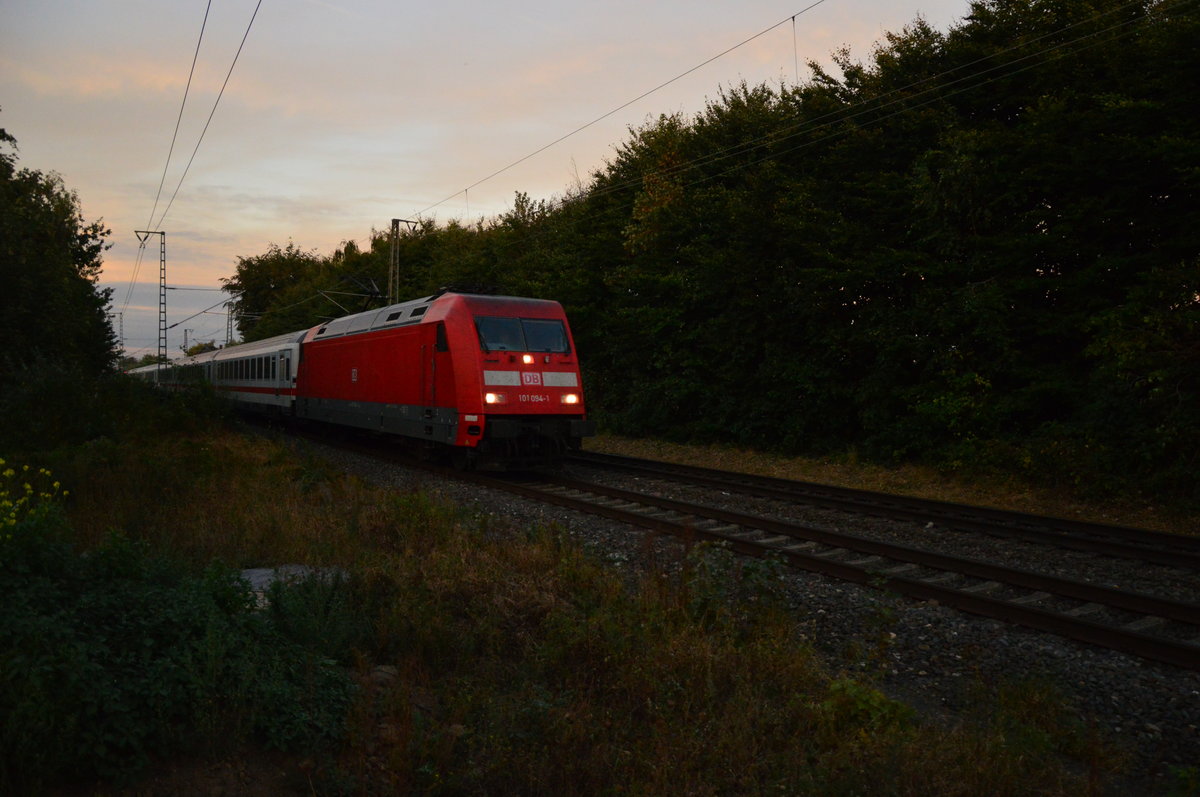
471, 416, 594, 470
297, 396, 594, 470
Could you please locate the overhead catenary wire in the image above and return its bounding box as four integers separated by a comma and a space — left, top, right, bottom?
685, 11, 1162, 195
163, 0, 1150, 357
120, 1, 213, 324
413, 0, 831, 219
489, 0, 1176, 226
146, 0, 1177, 354
146, 1, 212, 232
150, 0, 263, 232
432, 0, 1180, 266
119, 0, 262, 357
166, 291, 244, 331
409, 0, 1155, 224
584, 0, 1163, 206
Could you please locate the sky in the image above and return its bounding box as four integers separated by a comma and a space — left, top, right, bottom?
2, 0, 970, 358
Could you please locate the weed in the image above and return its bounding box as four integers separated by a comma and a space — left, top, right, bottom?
820, 677, 917, 731
265, 569, 375, 664
0, 471, 355, 793
680, 540, 786, 630
964, 675, 1125, 783
0, 458, 66, 546
1, 375, 1113, 794
1167, 765, 1199, 797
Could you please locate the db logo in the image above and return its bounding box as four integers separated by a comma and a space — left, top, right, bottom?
522, 372, 542, 386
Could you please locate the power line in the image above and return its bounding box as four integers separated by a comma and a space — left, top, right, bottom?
542, 0, 1166, 209
150, 0, 263, 231
413, 0, 831, 218
414, 0, 1166, 232
459, 0, 1175, 262
146, 1, 212, 231
167, 291, 244, 331
121, 2, 212, 324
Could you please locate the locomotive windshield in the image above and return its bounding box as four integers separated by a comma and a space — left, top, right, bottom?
476, 316, 569, 353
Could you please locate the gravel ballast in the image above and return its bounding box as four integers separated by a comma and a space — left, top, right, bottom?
306, 441, 1200, 793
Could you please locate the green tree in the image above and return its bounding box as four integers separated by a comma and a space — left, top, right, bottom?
0, 125, 117, 382
220, 241, 323, 341
210, 0, 1199, 500
184, 341, 218, 356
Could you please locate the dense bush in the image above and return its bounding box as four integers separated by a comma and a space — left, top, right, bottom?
0, 403, 1110, 793
0, 460, 355, 792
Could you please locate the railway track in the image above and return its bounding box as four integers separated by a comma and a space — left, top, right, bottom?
456, 467, 1200, 670
567, 451, 1200, 570
284, 426, 1199, 670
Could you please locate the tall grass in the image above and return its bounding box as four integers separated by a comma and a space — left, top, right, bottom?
0, 373, 1117, 794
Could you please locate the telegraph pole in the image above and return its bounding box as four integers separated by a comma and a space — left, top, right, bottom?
389, 219, 418, 305
135, 230, 167, 373
110, 312, 124, 350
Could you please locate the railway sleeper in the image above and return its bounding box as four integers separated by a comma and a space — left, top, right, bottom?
642, 509, 678, 519
844, 555, 884, 567
783, 541, 820, 552
921, 572, 962, 586
961, 580, 1001, 595
814, 547, 849, 558
1063, 602, 1105, 618
757, 535, 791, 547
1123, 615, 1167, 633
881, 562, 920, 575
1009, 591, 1051, 606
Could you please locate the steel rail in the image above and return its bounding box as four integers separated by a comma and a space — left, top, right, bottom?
462, 470, 1200, 671
542, 475, 1199, 622
568, 451, 1200, 569
273, 428, 1199, 670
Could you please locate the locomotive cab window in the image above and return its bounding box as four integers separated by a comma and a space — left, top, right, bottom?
522, 319, 569, 353
475, 317, 569, 354
476, 317, 523, 351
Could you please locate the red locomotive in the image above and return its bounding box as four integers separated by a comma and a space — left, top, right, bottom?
131, 290, 595, 467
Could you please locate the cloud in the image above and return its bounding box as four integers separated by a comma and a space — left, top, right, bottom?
9, 0, 974, 355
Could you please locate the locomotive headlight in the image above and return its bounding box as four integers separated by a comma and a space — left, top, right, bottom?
485, 392, 507, 404
561, 393, 580, 405
522, 354, 534, 365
